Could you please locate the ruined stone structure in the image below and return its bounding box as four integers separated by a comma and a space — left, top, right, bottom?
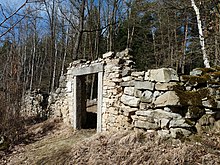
23, 49, 220, 138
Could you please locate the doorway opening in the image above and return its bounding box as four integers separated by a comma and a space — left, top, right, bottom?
72, 63, 103, 132
84, 73, 98, 129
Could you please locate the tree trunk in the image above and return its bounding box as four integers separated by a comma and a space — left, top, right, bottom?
182, 15, 189, 74
191, 0, 210, 68
72, 0, 85, 60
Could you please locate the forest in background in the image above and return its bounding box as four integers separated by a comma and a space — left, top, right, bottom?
0, 0, 220, 145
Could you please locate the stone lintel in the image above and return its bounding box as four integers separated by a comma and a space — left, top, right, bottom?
72, 63, 104, 76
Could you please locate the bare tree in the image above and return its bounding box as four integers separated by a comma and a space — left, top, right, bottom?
72, 0, 85, 60
191, 0, 210, 68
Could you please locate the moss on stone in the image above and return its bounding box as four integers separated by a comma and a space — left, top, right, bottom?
208, 81, 220, 86
185, 118, 196, 126
210, 71, 220, 79
174, 87, 209, 107
190, 76, 208, 85
188, 106, 205, 119
181, 75, 210, 85
197, 68, 216, 74
206, 96, 218, 108
181, 75, 191, 82
214, 66, 220, 71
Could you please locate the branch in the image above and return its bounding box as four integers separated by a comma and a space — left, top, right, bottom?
0, 0, 28, 27
0, 4, 7, 19
82, 21, 119, 33
0, 16, 26, 38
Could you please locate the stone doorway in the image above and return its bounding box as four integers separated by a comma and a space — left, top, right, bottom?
72, 63, 103, 132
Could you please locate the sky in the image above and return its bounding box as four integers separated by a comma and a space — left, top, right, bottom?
0, 0, 25, 6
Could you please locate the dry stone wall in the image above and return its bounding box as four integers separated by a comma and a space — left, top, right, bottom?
21, 90, 49, 118
51, 49, 220, 138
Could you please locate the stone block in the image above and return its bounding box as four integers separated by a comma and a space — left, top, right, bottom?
120, 80, 135, 87
122, 76, 132, 82
157, 130, 171, 139
153, 91, 161, 101
161, 118, 170, 128
122, 68, 131, 77
103, 51, 114, 58
108, 107, 119, 115
124, 87, 135, 96
136, 109, 182, 119
134, 89, 142, 97
154, 91, 180, 107
169, 119, 192, 128
170, 128, 192, 138
112, 78, 122, 82
144, 71, 150, 81
155, 82, 178, 91
120, 105, 137, 116
134, 77, 144, 81
139, 103, 150, 110
103, 81, 116, 87
108, 73, 121, 79
190, 68, 203, 76
141, 90, 153, 103
131, 71, 145, 77
66, 81, 72, 92
121, 94, 140, 107
148, 68, 179, 82
134, 120, 160, 130
134, 81, 155, 90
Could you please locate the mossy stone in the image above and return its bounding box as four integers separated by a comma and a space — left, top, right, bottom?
174, 88, 209, 106
187, 106, 205, 119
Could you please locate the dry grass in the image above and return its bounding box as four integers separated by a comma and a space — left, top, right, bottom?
67, 131, 220, 165
1, 119, 220, 165
1, 118, 95, 165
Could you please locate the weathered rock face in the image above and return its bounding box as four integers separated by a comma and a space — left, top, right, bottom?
45, 49, 220, 138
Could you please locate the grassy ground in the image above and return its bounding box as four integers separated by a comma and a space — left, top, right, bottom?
1, 118, 220, 165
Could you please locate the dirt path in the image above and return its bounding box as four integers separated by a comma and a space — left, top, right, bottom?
1, 119, 96, 165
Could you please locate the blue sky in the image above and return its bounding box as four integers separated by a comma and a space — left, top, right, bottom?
0, 0, 25, 6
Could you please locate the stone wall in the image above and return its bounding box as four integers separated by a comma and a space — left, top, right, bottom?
21, 90, 50, 118
51, 49, 220, 138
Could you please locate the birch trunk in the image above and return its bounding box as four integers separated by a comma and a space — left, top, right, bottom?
191, 0, 210, 68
